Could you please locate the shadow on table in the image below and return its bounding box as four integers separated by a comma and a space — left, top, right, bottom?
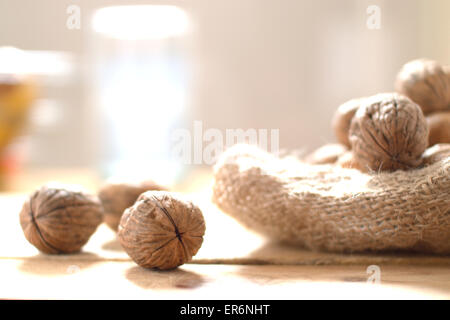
233, 240, 450, 288
18, 252, 101, 276
125, 266, 207, 290
236, 240, 450, 267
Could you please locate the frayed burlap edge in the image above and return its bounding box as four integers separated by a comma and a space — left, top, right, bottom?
212, 144, 450, 254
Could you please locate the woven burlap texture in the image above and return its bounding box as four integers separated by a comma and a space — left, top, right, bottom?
212, 144, 450, 254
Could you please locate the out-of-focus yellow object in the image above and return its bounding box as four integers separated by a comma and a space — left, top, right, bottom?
0, 77, 36, 189
0, 78, 36, 151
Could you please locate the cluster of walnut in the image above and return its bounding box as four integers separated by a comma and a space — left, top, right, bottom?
19, 180, 206, 270
306, 58, 450, 172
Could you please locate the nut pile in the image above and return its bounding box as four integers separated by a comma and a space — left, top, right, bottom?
306, 58, 450, 172
17, 57, 449, 270
19, 180, 206, 270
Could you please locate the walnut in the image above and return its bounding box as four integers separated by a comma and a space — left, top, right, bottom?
98, 180, 166, 231
332, 98, 364, 148
19, 184, 103, 254
304, 143, 348, 164
118, 191, 206, 270
422, 143, 450, 166
349, 93, 428, 172
426, 111, 450, 147
395, 59, 450, 114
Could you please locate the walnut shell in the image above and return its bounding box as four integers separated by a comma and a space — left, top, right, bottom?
118, 191, 206, 270
304, 143, 348, 164
349, 93, 428, 172
332, 98, 364, 148
427, 111, 450, 146
395, 59, 450, 114
98, 180, 166, 231
19, 184, 103, 254
422, 143, 450, 166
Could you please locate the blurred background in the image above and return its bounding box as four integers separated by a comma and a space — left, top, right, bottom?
0, 0, 449, 191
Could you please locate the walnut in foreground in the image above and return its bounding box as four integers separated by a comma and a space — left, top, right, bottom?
349, 93, 428, 172
98, 180, 166, 231
19, 184, 103, 254
118, 191, 206, 270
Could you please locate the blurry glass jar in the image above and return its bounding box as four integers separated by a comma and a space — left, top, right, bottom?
90, 5, 191, 186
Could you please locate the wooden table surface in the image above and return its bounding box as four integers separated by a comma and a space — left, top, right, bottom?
0, 168, 449, 299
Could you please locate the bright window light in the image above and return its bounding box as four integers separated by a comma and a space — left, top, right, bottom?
92, 5, 190, 40
0, 47, 73, 77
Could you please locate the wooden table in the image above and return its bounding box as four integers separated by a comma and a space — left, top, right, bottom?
0, 168, 449, 299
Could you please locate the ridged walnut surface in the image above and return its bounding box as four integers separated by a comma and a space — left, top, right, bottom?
395, 59, 450, 114
212, 144, 450, 254
349, 93, 428, 172
98, 181, 166, 231
118, 191, 206, 270
19, 185, 103, 254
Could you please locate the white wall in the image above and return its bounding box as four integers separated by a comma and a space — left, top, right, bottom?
0, 0, 448, 166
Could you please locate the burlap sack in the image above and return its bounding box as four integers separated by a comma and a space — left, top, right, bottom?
212, 144, 450, 254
